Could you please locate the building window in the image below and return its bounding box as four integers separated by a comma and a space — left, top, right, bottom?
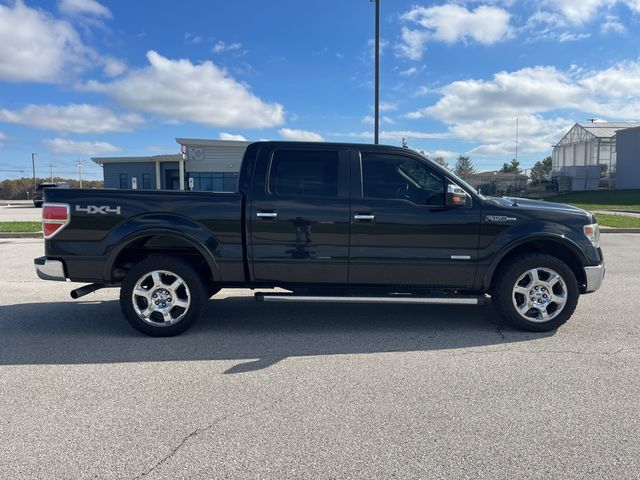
119, 173, 128, 189
142, 173, 152, 190
188, 172, 238, 192
223, 173, 239, 191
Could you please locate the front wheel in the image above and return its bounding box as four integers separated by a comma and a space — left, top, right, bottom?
119, 255, 207, 336
492, 253, 579, 332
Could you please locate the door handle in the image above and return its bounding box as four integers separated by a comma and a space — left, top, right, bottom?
354, 214, 375, 222
257, 211, 278, 220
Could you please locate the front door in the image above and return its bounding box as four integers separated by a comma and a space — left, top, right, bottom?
250, 146, 351, 284
349, 149, 481, 287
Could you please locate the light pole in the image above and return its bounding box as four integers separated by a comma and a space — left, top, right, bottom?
31, 153, 37, 189
371, 0, 380, 144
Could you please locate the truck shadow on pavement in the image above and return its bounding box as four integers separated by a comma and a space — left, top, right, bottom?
0, 295, 554, 372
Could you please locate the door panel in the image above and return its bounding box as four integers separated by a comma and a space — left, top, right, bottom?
349, 150, 481, 287
250, 147, 350, 284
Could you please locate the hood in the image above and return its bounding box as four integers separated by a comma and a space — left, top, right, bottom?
484, 196, 594, 219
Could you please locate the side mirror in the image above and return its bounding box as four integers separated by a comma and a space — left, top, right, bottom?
446, 183, 468, 207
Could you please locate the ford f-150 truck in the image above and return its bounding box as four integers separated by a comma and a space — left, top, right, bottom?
34, 141, 605, 336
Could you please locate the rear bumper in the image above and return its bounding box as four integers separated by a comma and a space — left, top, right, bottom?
583, 263, 605, 293
34, 256, 67, 281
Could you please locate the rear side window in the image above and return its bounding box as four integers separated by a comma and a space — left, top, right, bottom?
268, 149, 339, 198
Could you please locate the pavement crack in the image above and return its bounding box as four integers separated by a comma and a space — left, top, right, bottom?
133, 386, 295, 479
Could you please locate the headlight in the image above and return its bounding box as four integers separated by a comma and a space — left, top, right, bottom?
583, 223, 600, 248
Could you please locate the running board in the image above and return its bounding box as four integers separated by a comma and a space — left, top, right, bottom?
255, 293, 481, 305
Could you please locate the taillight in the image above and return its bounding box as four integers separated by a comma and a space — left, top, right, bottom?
42, 203, 70, 239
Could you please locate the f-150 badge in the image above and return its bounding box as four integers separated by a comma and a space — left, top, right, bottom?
485, 215, 516, 222
76, 205, 121, 215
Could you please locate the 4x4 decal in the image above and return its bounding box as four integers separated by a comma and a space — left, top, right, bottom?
76, 205, 121, 215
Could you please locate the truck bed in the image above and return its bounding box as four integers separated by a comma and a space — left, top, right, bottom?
43, 188, 245, 283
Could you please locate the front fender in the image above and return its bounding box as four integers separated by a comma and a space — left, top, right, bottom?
103, 213, 221, 282
480, 220, 589, 290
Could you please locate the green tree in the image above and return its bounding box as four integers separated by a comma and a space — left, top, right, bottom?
0, 177, 103, 200
530, 156, 552, 182
453, 155, 475, 179
434, 156, 449, 170
500, 159, 522, 174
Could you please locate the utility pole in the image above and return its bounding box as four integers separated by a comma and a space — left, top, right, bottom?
515, 116, 519, 163
371, 0, 380, 144
77, 159, 84, 188
49, 161, 54, 182
31, 153, 37, 189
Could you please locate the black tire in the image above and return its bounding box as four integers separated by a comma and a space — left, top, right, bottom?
119, 255, 207, 336
34, 201, 42, 208
492, 253, 579, 332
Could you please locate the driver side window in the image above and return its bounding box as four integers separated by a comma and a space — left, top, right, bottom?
361, 153, 445, 206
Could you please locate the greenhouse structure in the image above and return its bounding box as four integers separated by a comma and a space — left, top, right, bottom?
552, 122, 640, 191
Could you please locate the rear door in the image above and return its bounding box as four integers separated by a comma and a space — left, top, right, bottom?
249, 145, 350, 284
349, 149, 481, 287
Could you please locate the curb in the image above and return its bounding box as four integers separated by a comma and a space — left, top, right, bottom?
0, 232, 42, 238
601, 228, 640, 234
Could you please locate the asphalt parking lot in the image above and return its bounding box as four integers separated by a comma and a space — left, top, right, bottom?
1, 236, 638, 479
0, 203, 42, 222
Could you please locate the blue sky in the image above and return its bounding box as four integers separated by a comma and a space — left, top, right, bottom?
1, 0, 640, 180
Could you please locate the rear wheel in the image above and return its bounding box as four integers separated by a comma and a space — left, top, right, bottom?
492, 253, 578, 331
119, 255, 206, 336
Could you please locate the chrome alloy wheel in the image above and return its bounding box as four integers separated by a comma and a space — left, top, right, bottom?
131, 270, 191, 326
512, 267, 567, 323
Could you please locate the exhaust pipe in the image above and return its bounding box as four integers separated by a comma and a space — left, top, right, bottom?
70, 283, 105, 299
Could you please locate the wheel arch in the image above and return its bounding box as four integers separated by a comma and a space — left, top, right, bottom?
105, 229, 220, 284
484, 236, 587, 292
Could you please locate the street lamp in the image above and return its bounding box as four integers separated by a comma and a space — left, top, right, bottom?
371, 0, 380, 144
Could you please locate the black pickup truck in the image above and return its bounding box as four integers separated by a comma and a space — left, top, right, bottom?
35, 141, 605, 336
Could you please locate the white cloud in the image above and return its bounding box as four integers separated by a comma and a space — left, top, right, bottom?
361, 115, 395, 125
379, 102, 398, 112
82, 51, 284, 128
409, 66, 585, 122
537, 1, 640, 26
398, 5, 512, 59
329, 130, 450, 141
396, 27, 428, 60
0, 104, 143, 133
557, 32, 591, 42
399, 67, 418, 77
278, 128, 324, 142
184, 32, 203, 44
219, 132, 248, 141
0, 131, 5, 146
403, 60, 640, 155
58, 0, 111, 18
601, 15, 626, 34
43, 138, 121, 155
103, 57, 127, 77
367, 37, 390, 58
0, 1, 89, 82
423, 149, 458, 159
212, 41, 242, 53
540, 0, 609, 24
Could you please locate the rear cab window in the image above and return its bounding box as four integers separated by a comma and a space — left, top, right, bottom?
267, 149, 343, 198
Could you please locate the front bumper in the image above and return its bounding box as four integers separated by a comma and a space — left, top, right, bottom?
34, 256, 67, 281
583, 263, 605, 293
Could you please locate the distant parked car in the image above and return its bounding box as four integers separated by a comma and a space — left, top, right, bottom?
33, 182, 70, 207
